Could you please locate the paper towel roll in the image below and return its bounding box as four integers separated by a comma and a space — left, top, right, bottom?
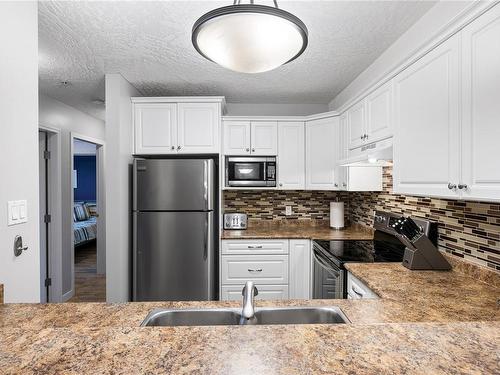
330, 202, 345, 229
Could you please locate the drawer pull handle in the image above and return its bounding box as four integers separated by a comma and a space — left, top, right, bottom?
248, 268, 263, 273
351, 285, 363, 297
247, 245, 263, 249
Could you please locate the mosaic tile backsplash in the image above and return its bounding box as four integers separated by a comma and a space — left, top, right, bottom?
223, 190, 350, 221
223, 167, 500, 272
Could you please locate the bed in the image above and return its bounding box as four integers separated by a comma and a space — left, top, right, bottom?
73, 202, 98, 247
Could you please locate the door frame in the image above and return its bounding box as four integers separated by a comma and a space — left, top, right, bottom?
39, 125, 63, 302
70, 132, 106, 297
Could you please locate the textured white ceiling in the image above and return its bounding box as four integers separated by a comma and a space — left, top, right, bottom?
38, 1, 436, 120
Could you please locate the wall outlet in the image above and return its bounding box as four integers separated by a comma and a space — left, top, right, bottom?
285, 205, 292, 216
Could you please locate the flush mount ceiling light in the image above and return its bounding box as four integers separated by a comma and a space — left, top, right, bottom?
192, 0, 308, 74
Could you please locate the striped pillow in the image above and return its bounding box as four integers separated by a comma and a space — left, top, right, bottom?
74, 203, 89, 221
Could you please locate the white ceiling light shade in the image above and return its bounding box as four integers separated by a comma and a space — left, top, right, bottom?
192, 2, 308, 74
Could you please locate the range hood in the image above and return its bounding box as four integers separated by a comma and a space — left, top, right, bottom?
339, 137, 393, 167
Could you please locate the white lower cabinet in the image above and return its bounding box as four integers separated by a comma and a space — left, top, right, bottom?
220, 239, 311, 301
221, 255, 289, 285
347, 272, 378, 299
288, 240, 311, 299
221, 285, 289, 301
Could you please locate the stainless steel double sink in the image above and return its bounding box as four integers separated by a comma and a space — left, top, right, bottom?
141, 306, 349, 327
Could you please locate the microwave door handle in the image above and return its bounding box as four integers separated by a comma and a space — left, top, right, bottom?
263, 162, 267, 181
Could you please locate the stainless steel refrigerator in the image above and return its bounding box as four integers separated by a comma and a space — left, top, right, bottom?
132, 158, 217, 301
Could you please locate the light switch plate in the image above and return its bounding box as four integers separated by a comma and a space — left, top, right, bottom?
285, 206, 292, 216
8, 200, 27, 226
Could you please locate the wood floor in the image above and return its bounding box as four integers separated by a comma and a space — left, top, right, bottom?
68, 242, 106, 302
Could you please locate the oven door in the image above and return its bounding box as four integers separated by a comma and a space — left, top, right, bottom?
312, 245, 345, 299
226, 157, 269, 187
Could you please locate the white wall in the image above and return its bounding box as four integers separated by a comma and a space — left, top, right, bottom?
329, 1, 475, 110
39, 94, 105, 299
226, 103, 328, 116
105, 74, 140, 302
0, 2, 39, 303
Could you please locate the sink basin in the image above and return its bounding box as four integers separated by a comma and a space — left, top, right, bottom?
252, 307, 349, 325
141, 306, 349, 327
141, 308, 242, 327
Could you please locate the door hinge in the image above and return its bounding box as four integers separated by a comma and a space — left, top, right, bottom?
44, 214, 52, 223
44, 278, 52, 287
44, 150, 51, 160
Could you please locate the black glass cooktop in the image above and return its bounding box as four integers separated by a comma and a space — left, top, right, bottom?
314, 231, 405, 265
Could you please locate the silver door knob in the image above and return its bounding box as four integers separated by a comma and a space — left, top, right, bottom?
458, 184, 468, 190
279, 183, 283, 187
246, 148, 250, 152
365, 134, 369, 140
177, 146, 181, 150
342, 182, 347, 187
334, 183, 338, 187
252, 148, 255, 152
360, 135, 364, 140
447, 183, 457, 190
171, 146, 175, 150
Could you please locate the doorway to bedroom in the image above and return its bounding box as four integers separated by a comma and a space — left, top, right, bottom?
68, 137, 106, 302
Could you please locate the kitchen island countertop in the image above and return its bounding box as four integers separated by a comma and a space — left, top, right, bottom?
0, 260, 499, 374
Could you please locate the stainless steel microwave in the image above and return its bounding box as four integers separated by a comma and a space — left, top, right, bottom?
225, 156, 276, 187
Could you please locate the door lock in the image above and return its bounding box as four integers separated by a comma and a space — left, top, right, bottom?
14, 235, 28, 257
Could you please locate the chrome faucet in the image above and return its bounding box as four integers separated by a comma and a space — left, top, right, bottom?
241, 281, 259, 319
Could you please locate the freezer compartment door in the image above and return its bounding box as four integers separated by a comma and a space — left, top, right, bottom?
134, 158, 214, 211
134, 211, 216, 301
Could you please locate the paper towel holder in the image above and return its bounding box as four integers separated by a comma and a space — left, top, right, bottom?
330, 201, 345, 230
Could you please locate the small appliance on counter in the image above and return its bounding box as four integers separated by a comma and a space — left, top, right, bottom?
391, 216, 451, 270
225, 156, 276, 187
224, 213, 248, 230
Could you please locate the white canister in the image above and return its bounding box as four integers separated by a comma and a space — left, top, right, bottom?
330, 201, 345, 229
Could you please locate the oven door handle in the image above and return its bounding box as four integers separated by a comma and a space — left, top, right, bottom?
313, 248, 341, 277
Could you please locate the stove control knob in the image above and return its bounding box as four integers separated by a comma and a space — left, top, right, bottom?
374, 215, 385, 223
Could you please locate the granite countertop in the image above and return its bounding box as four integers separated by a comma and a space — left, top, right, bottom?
222, 221, 374, 240
1, 263, 499, 373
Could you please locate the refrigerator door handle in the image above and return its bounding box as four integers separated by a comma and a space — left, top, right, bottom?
204, 159, 213, 211
204, 214, 209, 261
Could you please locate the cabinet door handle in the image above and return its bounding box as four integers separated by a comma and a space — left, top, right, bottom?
458, 184, 468, 190
247, 245, 263, 249
248, 268, 263, 273
447, 183, 457, 190
360, 135, 364, 140
177, 145, 181, 150
342, 182, 347, 187
334, 183, 338, 187
351, 285, 363, 297
252, 148, 255, 152
279, 183, 283, 187
246, 148, 250, 152
171, 146, 175, 150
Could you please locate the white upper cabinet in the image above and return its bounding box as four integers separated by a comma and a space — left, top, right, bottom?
251, 121, 278, 155
278, 122, 305, 189
366, 80, 393, 144
134, 103, 177, 154
347, 80, 393, 150
133, 98, 223, 155
305, 116, 338, 190
177, 103, 219, 153
347, 101, 366, 150
223, 121, 251, 155
223, 121, 277, 155
393, 34, 460, 198
461, 5, 500, 201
